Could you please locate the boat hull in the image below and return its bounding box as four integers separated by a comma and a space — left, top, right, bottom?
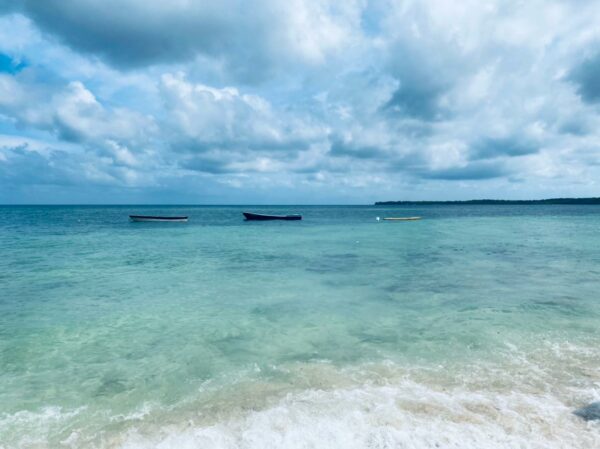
129, 215, 188, 222
383, 217, 421, 221
243, 212, 302, 221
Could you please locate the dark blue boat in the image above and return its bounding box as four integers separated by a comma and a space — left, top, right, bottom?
243, 212, 302, 221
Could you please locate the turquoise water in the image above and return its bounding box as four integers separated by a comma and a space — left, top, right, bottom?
1, 205, 599, 448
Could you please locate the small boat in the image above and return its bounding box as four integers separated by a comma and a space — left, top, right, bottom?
129, 215, 188, 222
383, 216, 421, 221
243, 212, 302, 221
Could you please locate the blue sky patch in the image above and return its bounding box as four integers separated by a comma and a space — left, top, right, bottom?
0, 52, 26, 74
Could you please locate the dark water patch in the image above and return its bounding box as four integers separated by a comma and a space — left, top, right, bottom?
522, 299, 589, 317
574, 402, 600, 421
306, 253, 361, 274
331, 253, 360, 258
36, 279, 79, 291
458, 305, 479, 312
95, 375, 130, 397
124, 257, 147, 266
251, 303, 288, 316
535, 300, 564, 307
404, 250, 444, 264
250, 302, 314, 321
367, 292, 398, 304
124, 349, 149, 361
484, 247, 518, 257
223, 250, 307, 273
354, 330, 400, 345
306, 252, 392, 276
209, 331, 248, 345
278, 351, 323, 364
382, 282, 419, 294
210, 337, 261, 361
321, 277, 374, 288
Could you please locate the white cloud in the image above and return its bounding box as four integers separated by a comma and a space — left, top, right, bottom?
2, 0, 600, 202
160, 73, 327, 174
161, 73, 280, 144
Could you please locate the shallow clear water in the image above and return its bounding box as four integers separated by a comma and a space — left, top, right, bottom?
1, 205, 599, 448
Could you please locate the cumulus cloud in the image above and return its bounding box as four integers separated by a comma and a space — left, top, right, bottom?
4, 0, 361, 83
0, 71, 153, 145
0, 68, 162, 194
0, 144, 78, 190
424, 161, 509, 181
2, 0, 600, 202
470, 137, 539, 160
570, 51, 600, 104
160, 73, 326, 173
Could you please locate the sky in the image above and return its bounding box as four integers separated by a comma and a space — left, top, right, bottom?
1, 0, 600, 204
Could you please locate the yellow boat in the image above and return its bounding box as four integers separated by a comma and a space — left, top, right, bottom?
382, 217, 422, 221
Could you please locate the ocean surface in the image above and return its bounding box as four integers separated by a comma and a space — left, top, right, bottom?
1, 205, 599, 448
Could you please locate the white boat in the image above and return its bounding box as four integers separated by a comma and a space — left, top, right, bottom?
129, 215, 188, 222
382, 216, 421, 221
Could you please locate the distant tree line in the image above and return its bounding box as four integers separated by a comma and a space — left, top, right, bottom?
375, 198, 600, 205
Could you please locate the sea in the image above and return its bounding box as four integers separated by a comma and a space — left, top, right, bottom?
1, 205, 599, 448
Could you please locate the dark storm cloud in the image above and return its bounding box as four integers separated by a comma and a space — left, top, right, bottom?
180, 156, 233, 174
570, 50, 600, 104
424, 162, 508, 181
6, 0, 239, 68
471, 137, 538, 160
384, 79, 448, 120
2, 0, 346, 83
328, 137, 388, 160
0, 144, 79, 186
171, 138, 309, 162
383, 35, 460, 121
559, 119, 590, 136
0, 0, 17, 13
1, 0, 293, 85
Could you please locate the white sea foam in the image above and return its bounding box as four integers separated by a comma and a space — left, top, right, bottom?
3, 343, 599, 449
0, 406, 85, 449
117, 380, 600, 449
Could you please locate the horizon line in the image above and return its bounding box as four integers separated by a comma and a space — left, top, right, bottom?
2, 196, 600, 207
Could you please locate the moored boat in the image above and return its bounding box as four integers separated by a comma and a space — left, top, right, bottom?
129, 215, 188, 222
243, 212, 302, 221
383, 216, 421, 221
